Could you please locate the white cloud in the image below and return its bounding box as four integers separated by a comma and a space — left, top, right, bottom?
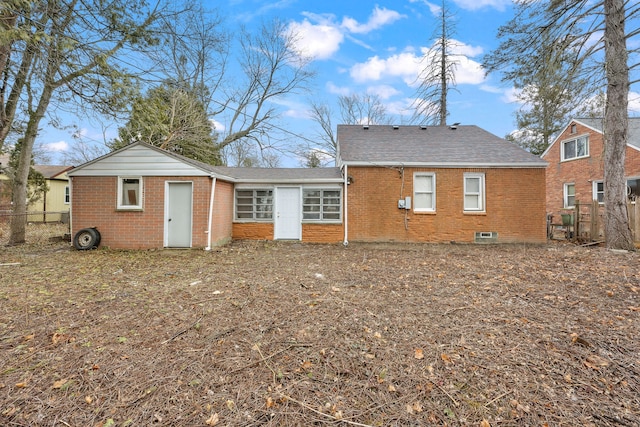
45, 141, 69, 152
367, 85, 401, 100
287, 19, 344, 60
452, 0, 511, 12
340, 6, 405, 34
350, 41, 486, 87
408, 0, 444, 16
210, 119, 225, 132
288, 6, 404, 61
628, 92, 640, 112
326, 81, 351, 96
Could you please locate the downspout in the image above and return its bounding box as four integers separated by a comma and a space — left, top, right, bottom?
343, 164, 349, 246
205, 176, 216, 251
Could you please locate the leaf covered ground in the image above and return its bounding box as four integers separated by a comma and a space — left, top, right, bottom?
0, 240, 639, 426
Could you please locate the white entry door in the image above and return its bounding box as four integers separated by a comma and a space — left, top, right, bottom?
165, 182, 193, 248
274, 187, 301, 240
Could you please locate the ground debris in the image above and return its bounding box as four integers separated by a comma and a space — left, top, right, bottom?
0, 240, 638, 426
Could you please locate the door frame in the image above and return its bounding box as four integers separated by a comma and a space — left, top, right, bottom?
274, 186, 302, 240
164, 181, 194, 248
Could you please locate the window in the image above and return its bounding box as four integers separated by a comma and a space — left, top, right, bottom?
303, 189, 341, 221
464, 173, 485, 212
593, 181, 604, 204
628, 178, 639, 201
414, 173, 436, 212
117, 177, 142, 209
570, 124, 577, 134
564, 183, 575, 208
561, 136, 589, 161
235, 189, 273, 220
64, 185, 70, 204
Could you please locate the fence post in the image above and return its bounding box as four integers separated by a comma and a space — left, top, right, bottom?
574, 201, 580, 241
591, 200, 598, 242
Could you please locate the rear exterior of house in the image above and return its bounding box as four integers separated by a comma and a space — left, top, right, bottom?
68, 143, 235, 250
68, 143, 344, 249
542, 118, 640, 221
338, 125, 548, 244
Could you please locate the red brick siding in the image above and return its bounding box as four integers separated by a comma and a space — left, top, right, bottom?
233, 222, 274, 240
543, 121, 640, 219
71, 176, 225, 249
302, 223, 344, 243
345, 166, 547, 243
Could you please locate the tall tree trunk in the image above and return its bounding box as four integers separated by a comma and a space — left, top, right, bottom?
603, 0, 635, 250
9, 84, 54, 245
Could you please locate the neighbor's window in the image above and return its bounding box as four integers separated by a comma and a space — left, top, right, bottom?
464, 173, 485, 212
627, 178, 639, 201
235, 189, 273, 220
561, 136, 589, 161
117, 177, 142, 209
303, 189, 341, 221
414, 173, 436, 212
593, 181, 604, 204
64, 185, 70, 204
564, 183, 575, 208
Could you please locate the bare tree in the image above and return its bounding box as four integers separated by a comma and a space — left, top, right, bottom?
2, 0, 168, 245
412, 0, 458, 126
307, 93, 391, 164
484, 0, 639, 250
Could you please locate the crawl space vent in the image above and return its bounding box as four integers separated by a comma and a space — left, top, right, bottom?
474, 231, 498, 243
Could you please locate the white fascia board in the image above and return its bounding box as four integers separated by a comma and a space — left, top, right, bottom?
341, 161, 548, 168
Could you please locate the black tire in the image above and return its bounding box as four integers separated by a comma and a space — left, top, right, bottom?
73, 228, 101, 250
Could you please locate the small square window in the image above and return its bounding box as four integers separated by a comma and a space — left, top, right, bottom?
118, 177, 142, 209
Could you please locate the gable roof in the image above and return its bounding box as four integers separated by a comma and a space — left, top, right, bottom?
572, 117, 640, 150
68, 142, 342, 183
337, 125, 547, 167
34, 165, 73, 179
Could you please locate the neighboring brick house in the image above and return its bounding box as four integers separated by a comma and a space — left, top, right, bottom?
541, 118, 640, 221
337, 125, 548, 244
68, 124, 548, 250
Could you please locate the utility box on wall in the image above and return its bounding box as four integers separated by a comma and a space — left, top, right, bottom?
398, 196, 411, 210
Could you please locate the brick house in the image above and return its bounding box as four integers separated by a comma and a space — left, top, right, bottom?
337, 125, 548, 244
68, 124, 548, 249
541, 118, 640, 222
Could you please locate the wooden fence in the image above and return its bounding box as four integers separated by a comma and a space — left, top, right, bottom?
548, 201, 639, 243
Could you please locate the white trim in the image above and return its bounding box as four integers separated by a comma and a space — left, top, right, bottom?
564, 182, 575, 208
341, 161, 546, 168
343, 165, 349, 246
117, 176, 143, 210
413, 172, 436, 212
463, 173, 485, 212
205, 177, 216, 250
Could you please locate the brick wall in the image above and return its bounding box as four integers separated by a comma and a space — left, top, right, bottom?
345, 166, 547, 243
543, 121, 640, 219
71, 175, 229, 249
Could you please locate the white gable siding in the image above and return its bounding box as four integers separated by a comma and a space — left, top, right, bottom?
68, 144, 211, 177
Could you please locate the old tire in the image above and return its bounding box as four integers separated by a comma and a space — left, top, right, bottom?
73, 228, 101, 250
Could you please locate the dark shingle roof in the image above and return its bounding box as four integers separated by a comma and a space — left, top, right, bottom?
574, 117, 640, 149
34, 165, 73, 179
337, 125, 547, 167
210, 166, 342, 182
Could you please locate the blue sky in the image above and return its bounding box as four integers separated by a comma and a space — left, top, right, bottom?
40, 0, 640, 166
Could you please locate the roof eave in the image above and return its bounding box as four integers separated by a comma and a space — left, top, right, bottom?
341, 161, 548, 168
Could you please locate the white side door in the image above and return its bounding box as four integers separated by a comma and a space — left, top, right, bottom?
165, 182, 193, 248
274, 187, 301, 240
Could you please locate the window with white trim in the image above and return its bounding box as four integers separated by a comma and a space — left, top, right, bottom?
593, 181, 604, 204
414, 173, 436, 212
117, 177, 142, 209
561, 135, 589, 161
64, 185, 70, 204
235, 189, 273, 220
564, 183, 575, 208
464, 173, 485, 212
303, 189, 341, 221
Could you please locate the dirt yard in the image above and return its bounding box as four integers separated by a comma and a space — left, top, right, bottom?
0, 240, 638, 426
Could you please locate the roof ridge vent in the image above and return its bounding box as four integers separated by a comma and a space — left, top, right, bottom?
392, 125, 399, 130
420, 125, 427, 130
363, 125, 369, 130
449, 122, 460, 130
